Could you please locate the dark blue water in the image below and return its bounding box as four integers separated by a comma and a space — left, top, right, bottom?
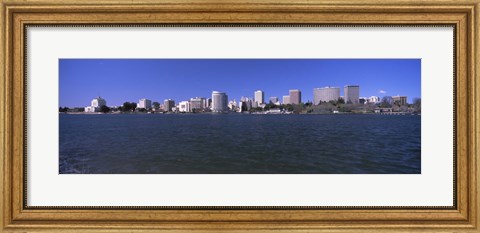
59, 114, 421, 174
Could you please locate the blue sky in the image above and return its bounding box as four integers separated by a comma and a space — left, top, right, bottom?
59, 59, 421, 107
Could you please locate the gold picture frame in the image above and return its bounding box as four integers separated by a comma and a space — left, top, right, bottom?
1, 0, 479, 232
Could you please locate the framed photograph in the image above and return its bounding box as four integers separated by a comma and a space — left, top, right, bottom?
1, 0, 479, 232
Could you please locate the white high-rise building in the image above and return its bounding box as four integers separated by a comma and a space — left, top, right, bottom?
91, 96, 106, 108
344, 85, 360, 104
85, 96, 106, 112
178, 101, 190, 112
313, 87, 340, 105
211, 91, 228, 113
137, 98, 152, 109
254, 90, 264, 105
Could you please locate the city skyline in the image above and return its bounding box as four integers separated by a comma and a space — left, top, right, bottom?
60, 59, 421, 107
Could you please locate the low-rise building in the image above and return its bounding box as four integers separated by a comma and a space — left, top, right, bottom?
368, 96, 380, 103
392, 95, 408, 105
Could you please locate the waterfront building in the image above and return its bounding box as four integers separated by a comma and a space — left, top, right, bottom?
344, 85, 360, 104
283, 95, 290, 105
368, 96, 380, 104
313, 87, 340, 105
137, 98, 152, 109
254, 90, 265, 105
178, 101, 190, 112
205, 98, 212, 108
190, 97, 206, 111
228, 99, 237, 111
289, 89, 302, 105
240, 97, 253, 110
269, 97, 279, 104
84, 96, 106, 112
212, 91, 228, 113
238, 101, 245, 112
392, 95, 408, 105
164, 99, 175, 112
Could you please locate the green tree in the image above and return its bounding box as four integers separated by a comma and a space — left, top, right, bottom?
337, 97, 345, 104
152, 102, 160, 109
284, 104, 294, 112
99, 105, 110, 113
122, 102, 137, 112
264, 103, 278, 110
59, 107, 69, 112
379, 96, 392, 108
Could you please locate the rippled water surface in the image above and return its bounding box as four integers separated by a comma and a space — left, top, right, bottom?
59, 114, 421, 174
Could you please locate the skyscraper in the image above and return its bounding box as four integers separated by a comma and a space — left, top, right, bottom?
212, 91, 228, 113
289, 89, 301, 105
283, 95, 290, 105
137, 98, 152, 109
313, 87, 340, 105
164, 99, 175, 112
344, 85, 360, 104
254, 90, 264, 105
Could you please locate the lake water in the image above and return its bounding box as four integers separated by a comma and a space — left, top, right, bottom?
59, 114, 421, 174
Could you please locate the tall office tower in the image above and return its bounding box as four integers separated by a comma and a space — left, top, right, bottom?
254, 90, 265, 105
289, 89, 302, 105
164, 99, 175, 112
211, 91, 228, 113
313, 87, 340, 105
282, 95, 290, 105
344, 85, 360, 104
138, 98, 152, 109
